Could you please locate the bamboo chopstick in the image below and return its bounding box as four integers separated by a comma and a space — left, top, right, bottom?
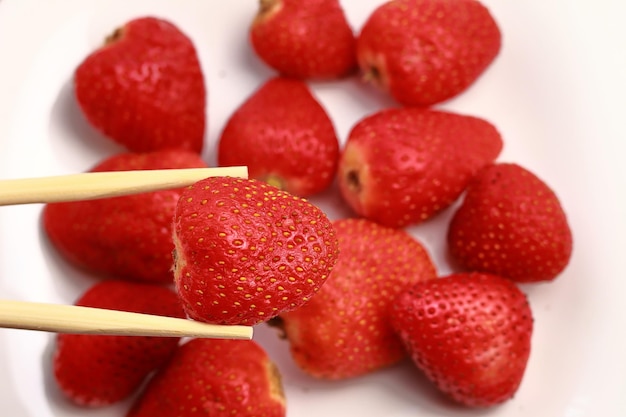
0, 166, 248, 206
0, 300, 253, 339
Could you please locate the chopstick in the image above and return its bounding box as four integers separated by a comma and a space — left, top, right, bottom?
0, 300, 253, 339
0, 167, 252, 339
0, 166, 248, 206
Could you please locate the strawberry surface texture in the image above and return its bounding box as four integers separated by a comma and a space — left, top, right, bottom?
357, 0, 501, 106
74, 16, 206, 153
277, 218, 437, 379
127, 338, 286, 417
338, 107, 503, 228
250, 0, 357, 79
391, 272, 534, 406
447, 162, 573, 282
53, 280, 186, 407
172, 176, 339, 326
42, 149, 207, 283
218, 77, 340, 197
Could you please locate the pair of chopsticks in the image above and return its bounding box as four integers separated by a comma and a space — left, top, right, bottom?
0, 166, 253, 340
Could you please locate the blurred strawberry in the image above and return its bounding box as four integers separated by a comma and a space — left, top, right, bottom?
250, 0, 357, 79
75, 17, 206, 153
127, 338, 286, 417
43, 149, 207, 283
337, 108, 503, 228
276, 218, 437, 379
357, 0, 501, 106
447, 162, 573, 282
218, 77, 340, 197
391, 272, 534, 407
53, 280, 185, 407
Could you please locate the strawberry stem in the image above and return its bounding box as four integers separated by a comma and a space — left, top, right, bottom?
346, 170, 362, 193
258, 0, 279, 17
105, 27, 124, 45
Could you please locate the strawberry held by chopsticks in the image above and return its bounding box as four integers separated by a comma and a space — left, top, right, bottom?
172, 176, 339, 326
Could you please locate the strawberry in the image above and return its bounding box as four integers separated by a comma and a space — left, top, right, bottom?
43, 149, 207, 283
172, 176, 339, 326
53, 280, 186, 407
447, 162, 573, 282
218, 77, 340, 197
249, 0, 357, 79
275, 218, 437, 379
127, 338, 286, 417
337, 107, 503, 228
356, 0, 501, 106
390, 272, 534, 407
75, 17, 206, 153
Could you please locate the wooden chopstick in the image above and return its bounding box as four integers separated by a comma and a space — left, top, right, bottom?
0, 300, 253, 339
0, 166, 248, 206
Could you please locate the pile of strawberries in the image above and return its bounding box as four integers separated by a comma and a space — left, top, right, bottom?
40, 0, 573, 416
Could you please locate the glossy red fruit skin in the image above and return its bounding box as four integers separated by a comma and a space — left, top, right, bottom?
218, 77, 340, 197
337, 108, 503, 228
279, 218, 437, 379
391, 273, 534, 407
250, 0, 357, 79
75, 17, 206, 153
43, 149, 207, 283
356, 0, 501, 106
447, 163, 573, 282
172, 177, 339, 326
53, 280, 186, 407
127, 339, 286, 417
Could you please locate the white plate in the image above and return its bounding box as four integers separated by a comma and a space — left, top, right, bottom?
1, 0, 625, 415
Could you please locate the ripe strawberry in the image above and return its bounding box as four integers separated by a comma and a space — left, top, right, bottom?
218, 77, 340, 197
172, 176, 339, 326
53, 280, 186, 407
275, 218, 437, 379
337, 107, 503, 228
43, 149, 207, 283
250, 0, 357, 79
75, 17, 206, 153
390, 272, 534, 407
127, 338, 286, 417
447, 162, 573, 282
356, 0, 501, 106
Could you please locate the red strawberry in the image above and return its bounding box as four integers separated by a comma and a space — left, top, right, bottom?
390, 272, 534, 407
250, 0, 357, 79
218, 77, 340, 197
53, 280, 186, 407
127, 338, 286, 417
356, 0, 501, 106
337, 108, 503, 228
43, 149, 207, 283
75, 17, 206, 153
447, 162, 573, 282
172, 176, 339, 326
276, 218, 437, 379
